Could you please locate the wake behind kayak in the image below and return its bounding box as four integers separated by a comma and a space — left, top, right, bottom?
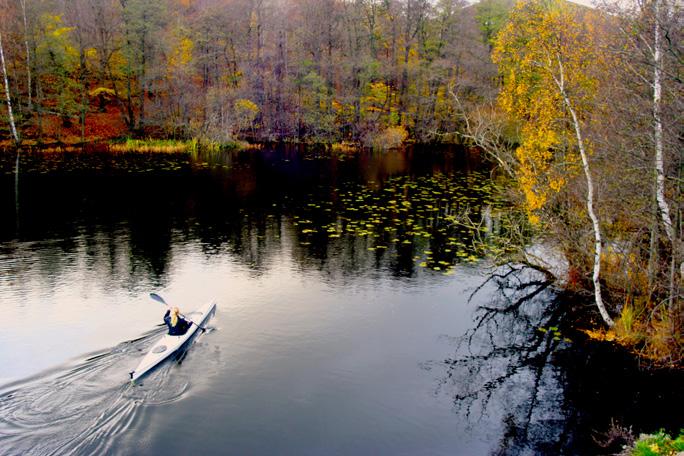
130, 300, 216, 382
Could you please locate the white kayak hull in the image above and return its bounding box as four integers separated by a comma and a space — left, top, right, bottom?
130, 300, 216, 382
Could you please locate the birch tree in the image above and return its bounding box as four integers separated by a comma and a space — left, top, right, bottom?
493, 0, 614, 326
0, 30, 19, 144
651, 0, 674, 246
600, 0, 682, 309
649, 0, 680, 312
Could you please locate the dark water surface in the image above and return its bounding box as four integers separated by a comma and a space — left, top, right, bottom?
0, 146, 681, 455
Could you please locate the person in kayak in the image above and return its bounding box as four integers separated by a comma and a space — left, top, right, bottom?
164, 307, 192, 336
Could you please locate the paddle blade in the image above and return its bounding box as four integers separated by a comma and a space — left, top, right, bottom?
149, 293, 167, 305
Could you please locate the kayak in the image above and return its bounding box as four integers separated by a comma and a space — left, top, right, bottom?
129, 300, 216, 382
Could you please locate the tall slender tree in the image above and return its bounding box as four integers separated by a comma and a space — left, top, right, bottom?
0, 30, 19, 144
493, 0, 615, 326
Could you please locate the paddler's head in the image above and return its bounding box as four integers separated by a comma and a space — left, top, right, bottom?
170, 307, 180, 326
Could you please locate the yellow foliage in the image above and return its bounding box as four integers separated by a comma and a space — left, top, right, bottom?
37, 14, 78, 72
493, 0, 605, 224
42, 15, 74, 38
368, 126, 408, 150
332, 99, 353, 115
644, 312, 679, 361
589, 292, 682, 364
234, 98, 259, 115
85, 48, 98, 60
332, 100, 355, 126
108, 50, 129, 80
52, 26, 75, 38
613, 300, 647, 346
331, 142, 358, 153
233, 98, 260, 130
111, 139, 190, 153
168, 36, 194, 70
361, 81, 391, 114
581, 328, 617, 342
360, 81, 401, 128
89, 87, 117, 98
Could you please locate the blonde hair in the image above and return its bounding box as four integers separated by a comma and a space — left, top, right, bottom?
170, 307, 179, 327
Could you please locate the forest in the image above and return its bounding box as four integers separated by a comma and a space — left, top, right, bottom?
0, 0, 682, 363
0, 0, 497, 146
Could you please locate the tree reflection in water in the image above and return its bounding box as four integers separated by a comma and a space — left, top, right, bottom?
432, 264, 684, 455
430, 265, 577, 455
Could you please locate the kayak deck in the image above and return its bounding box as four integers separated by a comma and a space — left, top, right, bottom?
130, 300, 216, 382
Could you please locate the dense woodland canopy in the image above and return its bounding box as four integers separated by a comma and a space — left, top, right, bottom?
0, 0, 498, 145
0, 0, 682, 362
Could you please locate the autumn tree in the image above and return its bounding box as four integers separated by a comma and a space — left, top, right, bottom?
592, 0, 682, 359
493, 0, 615, 326
119, 0, 166, 132
0, 0, 495, 145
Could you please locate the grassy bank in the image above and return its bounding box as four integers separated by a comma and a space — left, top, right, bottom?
109, 138, 259, 153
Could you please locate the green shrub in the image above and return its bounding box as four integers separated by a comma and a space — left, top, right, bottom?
628, 430, 684, 456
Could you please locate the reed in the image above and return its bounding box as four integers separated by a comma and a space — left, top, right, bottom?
331, 142, 358, 153
110, 138, 190, 153
109, 138, 259, 153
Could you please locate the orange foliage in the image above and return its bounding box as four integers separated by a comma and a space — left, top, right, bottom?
85, 107, 128, 140
22, 104, 128, 144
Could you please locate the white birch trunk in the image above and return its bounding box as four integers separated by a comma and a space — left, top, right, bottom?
0, 31, 20, 144
566, 100, 614, 327
653, 0, 674, 245
555, 58, 615, 327
652, 0, 679, 308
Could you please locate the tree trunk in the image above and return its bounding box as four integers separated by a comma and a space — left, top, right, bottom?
20, 0, 31, 111
139, 15, 147, 132
80, 62, 86, 143
36, 64, 44, 141
652, 0, 678, 308
568, 102, 614, 326
653, 0, 674, 245
555, 58, 614, 327
0, 31, 20, 145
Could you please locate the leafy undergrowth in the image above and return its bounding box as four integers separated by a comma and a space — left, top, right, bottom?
624, 430, 684, 456
580, 304, 683, 368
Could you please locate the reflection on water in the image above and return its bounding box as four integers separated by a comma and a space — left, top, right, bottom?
431, 266, 570, 454
0, 326, 216, 456
0, 146, 680, 455
432, 265, 684, 455
0, 146, 498, 291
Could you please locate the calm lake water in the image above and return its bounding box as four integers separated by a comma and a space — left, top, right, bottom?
0, 146, 681, 455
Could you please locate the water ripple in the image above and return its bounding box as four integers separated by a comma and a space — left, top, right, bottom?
0, 328, 198, 456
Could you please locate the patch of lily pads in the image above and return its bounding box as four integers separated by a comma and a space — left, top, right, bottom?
289, 172, 510, 276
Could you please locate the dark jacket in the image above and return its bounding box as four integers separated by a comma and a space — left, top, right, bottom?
163, 310, 192, 336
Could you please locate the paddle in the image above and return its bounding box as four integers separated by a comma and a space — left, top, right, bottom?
150, 292, 207, 332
